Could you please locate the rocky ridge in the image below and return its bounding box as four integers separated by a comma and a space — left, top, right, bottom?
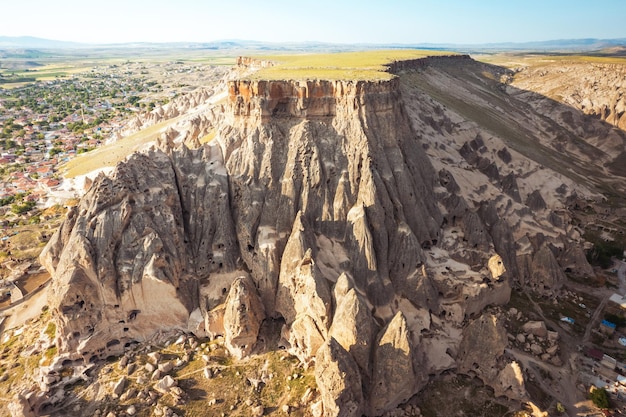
35, 55, 607, 416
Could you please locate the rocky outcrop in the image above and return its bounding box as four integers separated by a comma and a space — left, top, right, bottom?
39, 54, 600, 415
495, 361, 526, 401
457, 311, 528, 402
457, 313, 507, 384
559, 243, 595, 278
526, 190, 547, 212
528, 245, 566, 294
511, 62, 626, 131
315, 338, 364, 417
223, 276, 265, 359
329, 288, 376, 377
488, 254, 507, 280
368, 312, 417, 416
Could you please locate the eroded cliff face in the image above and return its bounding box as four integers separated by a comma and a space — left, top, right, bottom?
40, 55, 600, 415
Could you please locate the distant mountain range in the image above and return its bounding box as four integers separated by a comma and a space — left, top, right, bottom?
1, 35, 626, 53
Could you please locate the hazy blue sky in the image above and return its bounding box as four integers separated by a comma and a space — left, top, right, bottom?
3, 0, 625, 44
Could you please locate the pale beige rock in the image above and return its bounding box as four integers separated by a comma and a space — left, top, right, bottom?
282, 315, 326, 365
8, 393, 36, 417
522, 321, 548, 338
495, 361, 526, 401
112, 376, 126, 397
333, 273, 355, 303
547, 330, 559, 342
154, 375, 176, 394
329, 289, 375, 375
488, 254, 506, 280
369, 311, 417, 416
205, 304, 225, 339
223, 276, 265, 359
315, 338, 364, 417
147, 352, 161, 365
37, 55, 607, 415
276, 216, 331, 332
158, 362, 173, 374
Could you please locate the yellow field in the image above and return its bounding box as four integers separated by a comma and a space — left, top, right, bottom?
248, 49, 456, 80
62, 115, 185, 178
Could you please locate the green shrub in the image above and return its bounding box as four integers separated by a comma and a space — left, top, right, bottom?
590, 387, 610, 409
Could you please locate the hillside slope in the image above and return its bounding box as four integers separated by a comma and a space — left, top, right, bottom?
4, 53, 625, 417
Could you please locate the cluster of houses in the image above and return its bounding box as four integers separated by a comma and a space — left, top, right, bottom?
585, 346, 626, 401
0, 107, 124, 205
0, 160, 60, 201
582, 293, 626, 403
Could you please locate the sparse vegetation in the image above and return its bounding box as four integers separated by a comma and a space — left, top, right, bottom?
555, 402, 566, 414
249, 50, 456, 81
584, 230, 625, 268
589, 387, 611, 409
44, 321, 57, 339
416, 375, 512, 417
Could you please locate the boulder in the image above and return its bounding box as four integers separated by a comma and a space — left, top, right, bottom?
522, 321, 547, 338
495, 361, 526, 401
488, 254, 506, 280
147, 352, 161, 365
154, 375, 176, 394
158, 361, 173, 374
112, 376, 126, 397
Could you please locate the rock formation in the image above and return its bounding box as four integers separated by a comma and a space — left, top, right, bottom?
329, 288, 376, 377
39, 54, 607, 415
369, 311, 417, 415
457, 313, 508, 385
223, 276, 265, 358
315, 338, 364, 417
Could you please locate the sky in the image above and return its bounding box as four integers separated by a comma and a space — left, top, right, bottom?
2, 0, 625, 45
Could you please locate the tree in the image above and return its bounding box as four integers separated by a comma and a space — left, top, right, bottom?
49, 147, 62, 157
590, 387, 611, 409
555, 402, 565, 415
11, 200, 36, 215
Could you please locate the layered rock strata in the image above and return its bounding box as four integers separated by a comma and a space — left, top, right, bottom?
41, 55, 598, 415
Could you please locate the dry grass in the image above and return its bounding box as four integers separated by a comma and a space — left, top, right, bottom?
198, 130, 216, 145
248, 49, 457, 80
62, 115, 185, 178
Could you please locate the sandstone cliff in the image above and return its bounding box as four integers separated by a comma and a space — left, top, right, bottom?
39, 54, 604, 415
